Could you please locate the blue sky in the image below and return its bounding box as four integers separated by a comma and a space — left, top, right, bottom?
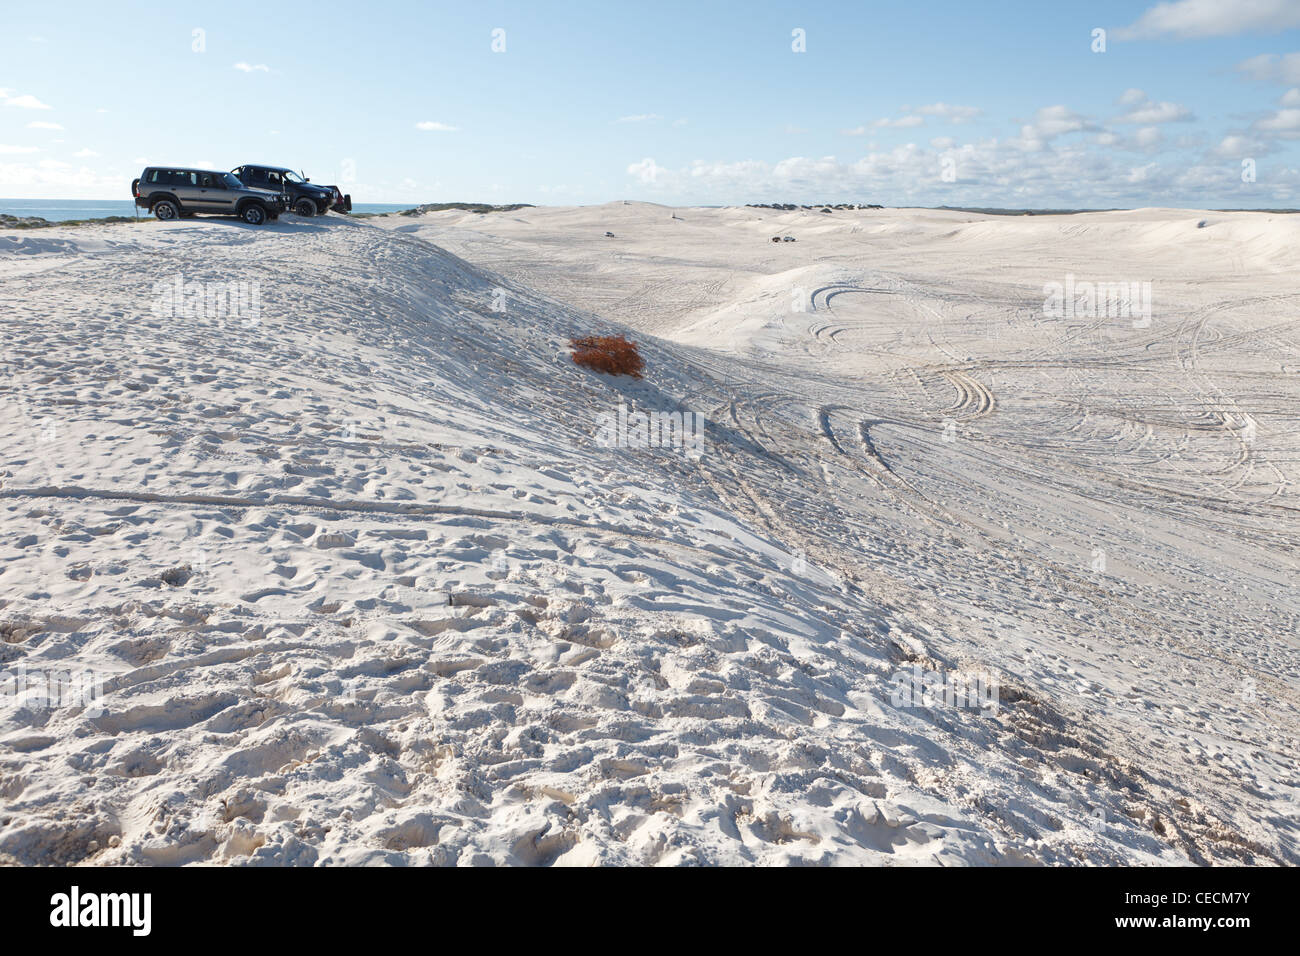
3, 0, 1300, 206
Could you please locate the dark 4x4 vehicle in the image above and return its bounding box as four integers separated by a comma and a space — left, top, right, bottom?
133, 167, 288, 225
231, 165, 347, 217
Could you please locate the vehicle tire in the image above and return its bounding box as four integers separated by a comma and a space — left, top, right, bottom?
241, 203, 267, 225
153, 200, 179, 221
294, 198, 316, 217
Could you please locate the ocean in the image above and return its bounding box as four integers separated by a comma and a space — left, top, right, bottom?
0, 198, 415, 222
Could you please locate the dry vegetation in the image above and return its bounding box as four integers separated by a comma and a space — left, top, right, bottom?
569, 334, 645, 377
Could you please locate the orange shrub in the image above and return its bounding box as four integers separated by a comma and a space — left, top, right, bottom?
570, 334, 645, 378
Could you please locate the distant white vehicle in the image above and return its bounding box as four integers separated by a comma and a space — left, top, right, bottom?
782, 236, 796, 242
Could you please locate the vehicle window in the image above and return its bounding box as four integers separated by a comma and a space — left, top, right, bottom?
266, 171, 282, 187
283, 171, 304, 184
221, 173, 244, 189
198, 173, 216, 188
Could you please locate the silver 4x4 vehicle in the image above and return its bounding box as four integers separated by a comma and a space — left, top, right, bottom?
132, 167, 290, 225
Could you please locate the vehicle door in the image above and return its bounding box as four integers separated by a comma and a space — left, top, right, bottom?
262, 169, 285, 197
168, 169, 203, 209
192, 171, 234, 212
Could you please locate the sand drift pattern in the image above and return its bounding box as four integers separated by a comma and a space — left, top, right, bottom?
0, 207, 1297, 865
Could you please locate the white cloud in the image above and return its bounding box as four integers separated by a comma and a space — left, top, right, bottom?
1133, 127, 1164, 150
3, 92, 52, 110
0, 145, 40, 154
847, 107, 945, 134
415, 121, 458, 131
73, 148, 99, 158
1119, 0, 1300, 40
1099, 126, 1167, 152
1248, 87, 1300, 137
873, 115, 925, 129
26, 121, 62, 130
232, 62, 270, 73
627, 157, 665, 184
615, 113, 662, 124
1032, 105, 1092, 138
0, 160, 126, 198
1126, 162, 1161, 184
1210, 134, 1267, 158
1113, 91, 1194, 124
1254, 108, 1300, 134
1237, 53, 1300, 85
1013, 105, 1096, 150
915, 102, 982, 123
1120, 102, 1192, 123
623, 133, 1300, 208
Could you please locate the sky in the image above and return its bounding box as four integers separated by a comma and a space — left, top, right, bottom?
3, 0, 1300, 208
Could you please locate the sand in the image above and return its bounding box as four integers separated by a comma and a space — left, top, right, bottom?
0, 203, 1296, 865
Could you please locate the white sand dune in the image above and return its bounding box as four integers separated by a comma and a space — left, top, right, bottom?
1, 205, 1297, 865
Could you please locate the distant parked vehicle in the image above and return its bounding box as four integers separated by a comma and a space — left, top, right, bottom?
231, 164, 338, 217
782, 236, 796, 242
132, 167, 288, 225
